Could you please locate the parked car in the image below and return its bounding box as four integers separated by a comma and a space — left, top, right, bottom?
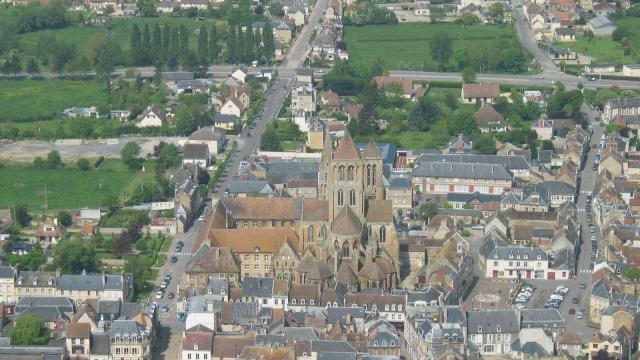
170, 256, 178, 263
156, 291, 163, 300
569, 309, 576, 315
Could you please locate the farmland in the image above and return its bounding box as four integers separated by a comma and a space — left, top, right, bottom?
344, 23, 528, 72
0, 79, 109, 122
0, 159, 152, 210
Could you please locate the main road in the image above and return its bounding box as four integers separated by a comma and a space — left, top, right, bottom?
151, 0, 329, 358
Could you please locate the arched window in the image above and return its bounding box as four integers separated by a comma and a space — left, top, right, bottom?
366, 165, 371, 186
368, 225, 372, 236
321, 226, 327, 243
349, 190, 356, 206
338, 166, 345, 181
379, 226, 386, 243
337, 190, 344, 206
308, 225, 314, 242
372, 165, 377, 186
347, 166, 355, 181
342, 243, 349, 257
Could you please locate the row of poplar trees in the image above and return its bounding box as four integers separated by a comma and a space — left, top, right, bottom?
130, 22, 275, 68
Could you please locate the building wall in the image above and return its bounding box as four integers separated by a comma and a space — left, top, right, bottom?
412, 177, 511, 195
485, 257, 548, 279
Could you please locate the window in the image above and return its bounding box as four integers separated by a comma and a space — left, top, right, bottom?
245, 255, 250, 262
265, 264, 270, 270
264, 255, 269, 261
347, 166, 355, 181
245, 265, 249, 270
337, 190, 344, 206
494, 261, 498, 266
244, 221, 248, 228
338, 166, 345, 181
254, 264, 259, 270
379, 226, 386, 243
255, 254, 259, 261
349, 190, 356, 206
253, 221, 258, 227
308, 225, 314, 242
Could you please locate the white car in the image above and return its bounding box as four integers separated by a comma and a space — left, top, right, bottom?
160, 282, 167, 289
155, 291, 163, 300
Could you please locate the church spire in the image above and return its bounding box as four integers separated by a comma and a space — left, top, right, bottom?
334, 131, 360, 160
362, 138, 380, 158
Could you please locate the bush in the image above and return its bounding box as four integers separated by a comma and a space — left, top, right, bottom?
77, 158, 90, 171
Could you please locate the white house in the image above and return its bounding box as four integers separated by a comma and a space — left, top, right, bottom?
182, 143, 210, 168
220, 97, 243, 117
188, 127, 226, 154
181, 328, 214, 360
231, 68, 247, 84
135, 105, 165, 128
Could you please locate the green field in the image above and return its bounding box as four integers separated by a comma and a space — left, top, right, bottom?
0, 79, 109, 122
0, 159, 146, 210
344, 23, 524, 71
17, 17, 224, 61
559, 36, 634, 65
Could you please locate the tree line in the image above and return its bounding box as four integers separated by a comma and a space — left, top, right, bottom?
225, 22, 275, 65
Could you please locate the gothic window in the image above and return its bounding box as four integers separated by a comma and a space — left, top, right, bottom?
380, 226, 386, 243
308, 225, 314, 242
337, 190, 344, 206
368, 225, 372, 236
366, 165, 371, 186
342, 243, 349, 257
372, 165, 377, 186
347, 166, 355, 181
321, 226, 327, 243
338, 166, 345, 181
349, 190, 356, 206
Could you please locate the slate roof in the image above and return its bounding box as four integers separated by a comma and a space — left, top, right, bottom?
242, 277, 275, 298
189, 127, 223, 141
389, 177, 412, 188
57, 272, 130, 292
607, 96, 640, 109
312, 340, 358, 353
413, 162, 512, 181
110, 319, 145, 336
183, 143, 209, 160
280, 327, 318, 342
227, 180, 274, 195
213, 113, 239, 124
0, 266, 15, 279
485, 245, 548, 261
222, 197, 302, 220
467, 310, 519, 334
267, 160, 319, 185
520, 309, 565, 328
414, 153, 530, 170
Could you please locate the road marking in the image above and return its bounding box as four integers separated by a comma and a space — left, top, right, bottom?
174, 252, 192, 256
579, 269, 593, 274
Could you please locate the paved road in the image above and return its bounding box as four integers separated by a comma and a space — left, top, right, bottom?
389, 70, 640, 90
512, 0, 561, 76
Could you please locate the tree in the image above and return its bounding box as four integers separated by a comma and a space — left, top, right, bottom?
77, 158, 91, 171
33, 156, 45, 170
430, 32, 453, 70
198, 25, 208, 66
174, 107, 199, 135
409, 97, 441, 131
13, 204, 31, 227
136, 0, 157, 17
418, 202, 438, 222
26, 57, 39, 78
11, 314, 50, 345
112, 231, 133, 258
462, 67, 476, 83
158, 143, 182, 168
209, 25, 219, 63
270, 2, 284, 17
56, 210, 72, 226
488, 3, 505, 24
225, 26, 237, 64
449, 109, 477, 136
104, 4, 114, 15
2, 49, 22, 76
142, 24, 151, 64
53, 240, 97, 274
45, 150, 62, 169
472, 133, 497, 154
130, 24, 143, 65
444, 91, 459, 110
121, 142, 141, 168
623, 267, 640, 282
262, 22, 274, 62
152, 24, 161, 64
260, 125, 282, 151
5, 243, 44, 270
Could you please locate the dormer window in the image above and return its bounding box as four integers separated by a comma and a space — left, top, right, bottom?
478, 326, 482, 332
221, 289, 226, 294
310, 299, 314, 306
508, 253, 513, 259
301, 299, 305, 305
497, 325, 501, 332
292, 299, 296, 305
493, 253, 498, 259
194, 344, 199, 350
32, 278, 38, 286
537, 254, 542, 260
523, 254, 529, 259
17, 277, 23, 285
48, 278, 53, 286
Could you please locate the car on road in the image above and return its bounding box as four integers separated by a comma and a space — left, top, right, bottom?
170, 256, 178, 263
168, 292, 175, 300
155, 291, 163, 299
161, 305, 170, 313
249, 123, 256, 129
576, 311, 583, 319
177, 313, 186, 322
579, 283, 587, 289
175, 243, 183, 252
471, 225, 484, 230
572, 297, 579, 304
160, 281, 167, 289
569, 309, 576, 315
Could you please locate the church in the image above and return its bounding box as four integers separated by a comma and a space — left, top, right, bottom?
202, 132, 400, 291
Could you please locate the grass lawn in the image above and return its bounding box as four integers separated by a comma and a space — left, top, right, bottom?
0, 79, 109, 122
281, 140, 303, 151
0, 159, 146, 210
18, 17, 225, 62
344, 23, 523, 71
559, 36, 634, 65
